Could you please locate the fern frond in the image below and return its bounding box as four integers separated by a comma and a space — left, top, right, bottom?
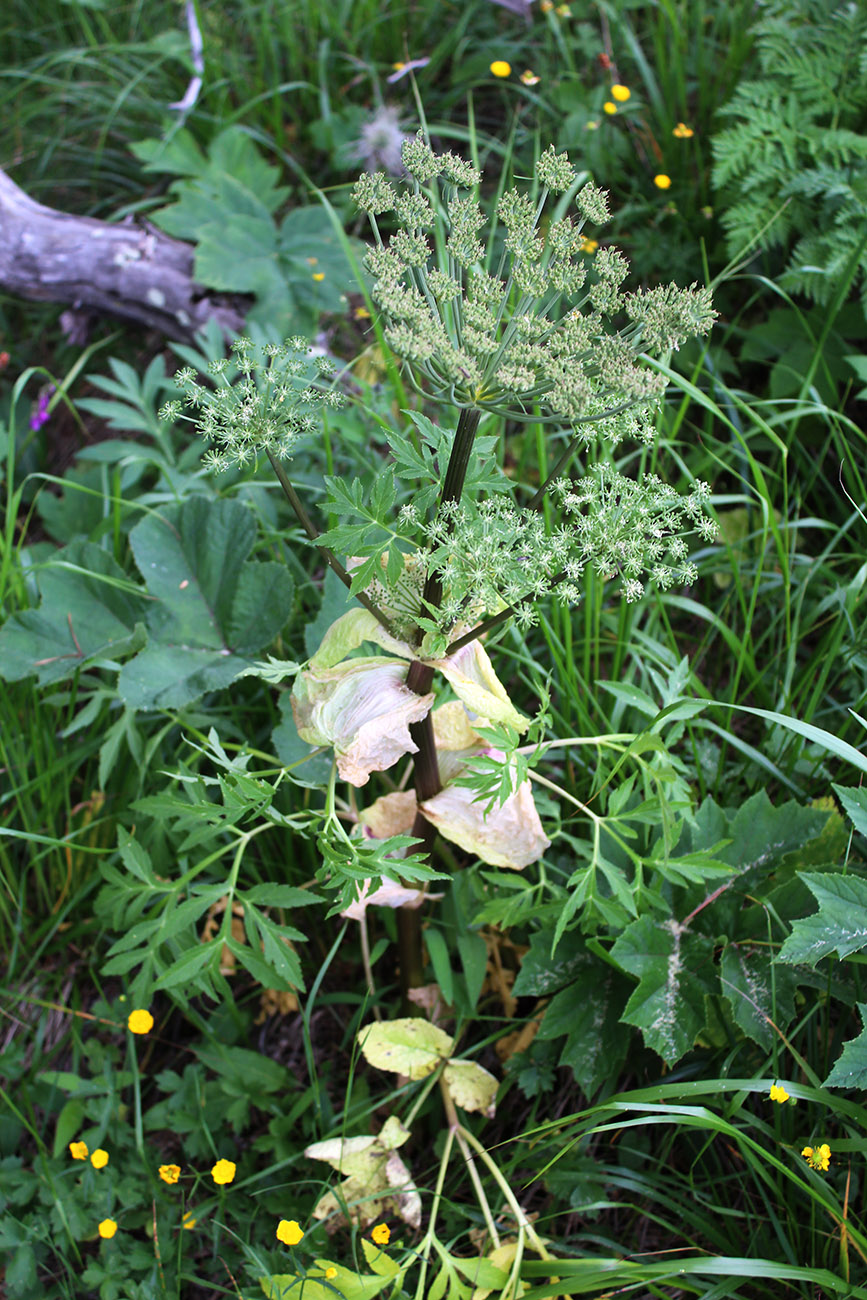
711, 0, 867, 304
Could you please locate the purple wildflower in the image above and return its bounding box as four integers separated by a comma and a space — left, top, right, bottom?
29, 385, 55, 432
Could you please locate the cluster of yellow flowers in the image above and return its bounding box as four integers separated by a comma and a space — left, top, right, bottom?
69, 1140, 109, 1168
769, 1084, 833, 1174
71, 1002, 391, 1256
477, 66, 696, 198
70, 1009, 220, 1239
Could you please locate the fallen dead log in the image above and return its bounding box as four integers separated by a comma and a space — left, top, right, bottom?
0, 167, 246, 342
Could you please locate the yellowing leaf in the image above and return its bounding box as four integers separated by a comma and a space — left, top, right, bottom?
304, 1118, 421, 1230
362, 1238, 402, 1277
443, 1060, 498, 1116
358, 1018, 454, 1079
470, 1242, 525, 1299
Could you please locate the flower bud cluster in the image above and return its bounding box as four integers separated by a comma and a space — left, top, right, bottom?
158, 337, 344, 471
353, 135, 715, 426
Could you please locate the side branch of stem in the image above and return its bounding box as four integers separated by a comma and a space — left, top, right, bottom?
266, 449, 395, 636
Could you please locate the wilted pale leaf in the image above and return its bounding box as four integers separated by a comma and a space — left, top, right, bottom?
292, 658, 433, 786
305, 1118, 419, 1231
421, 776, 550, 870
358, 790, 417, 839
304, 1116, 409, 1176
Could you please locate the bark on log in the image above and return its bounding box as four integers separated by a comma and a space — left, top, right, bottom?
0, 168, 246, 342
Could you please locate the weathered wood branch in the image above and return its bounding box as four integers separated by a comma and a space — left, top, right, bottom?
0, 167, 246, 342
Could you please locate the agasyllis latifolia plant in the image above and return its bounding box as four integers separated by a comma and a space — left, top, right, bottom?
161, 134, 717, 998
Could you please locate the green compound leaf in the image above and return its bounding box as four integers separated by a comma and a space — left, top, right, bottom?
685, 791, 833, 935
0, 540, 147, 684
357, 1018, 454, 1079
512, 928, 591, 998
720, 943, 798, 1051
611, 916, 716, 1065
777, 871, 867, 966
262, 1265, 390, 1300
442, 1060, 499, 1116
537, 959, 631, 1095
118, 497, 294, 710
825, 1003, 867, 1088
834, 783, 867, 838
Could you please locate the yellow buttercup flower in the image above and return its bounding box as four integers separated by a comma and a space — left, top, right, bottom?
276, 1219, 304, 1246
69, 1141, 88, 1161
611, 84, 631, 102
580, 237, 598, 254
654, 174, 672, 189
673, 121, 694, 138
371, 1222, 391, 1246
490, 60, 512, 78
183, 1211, 196, 1230
211, 1158, 236, 1186
127, 1009, 154, 1035
90, 1149, 109, 1169
98, 1219, 118, 1239
603, 101, 617, 115
159, 1164, 181, 1185
312, 272, 325, 281
802, 1144, 831, 1172
769, 1083, 790, 1104
325, 1268, 338, 1280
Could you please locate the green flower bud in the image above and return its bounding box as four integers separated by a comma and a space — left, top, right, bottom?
536, 145, 576, 193
352, 172, 398, 215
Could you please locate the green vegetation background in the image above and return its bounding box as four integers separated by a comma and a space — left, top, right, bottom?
3, 0, 867, 1297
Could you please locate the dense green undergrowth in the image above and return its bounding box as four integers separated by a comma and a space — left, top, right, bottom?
3, 1, 867, 1297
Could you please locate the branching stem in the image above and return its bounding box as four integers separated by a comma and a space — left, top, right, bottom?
266, 449, 395, 636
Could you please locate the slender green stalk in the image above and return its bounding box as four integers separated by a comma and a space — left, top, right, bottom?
266, 449, 395, 636
446, 572, 568, 654
413, 1123, 457, 1300
458, 1123, 552, 1260
440, 1074, 501, 1249
525, 402, 636, 510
